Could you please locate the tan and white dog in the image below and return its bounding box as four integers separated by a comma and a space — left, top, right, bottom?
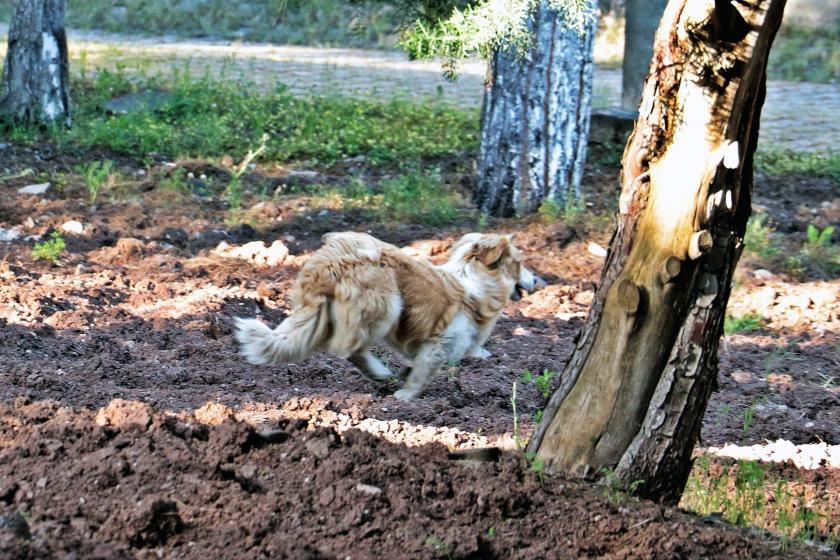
234, 231, 540, 400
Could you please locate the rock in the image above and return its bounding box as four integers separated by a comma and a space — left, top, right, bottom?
587, 242, 608, 257
103, 90, 174, 115
0, 511, 30, 540
213, 239, 289, 267
752, 268, 775, 280
0, 227, 21, 242
545, 222, 575, 247
286, 170, 319, 179
18, 183, 50, 195
60, 220, 85, 235
95, 399, 153, 429
589, 107, 636, 146
23, 217, 35, 228
0, 143, 9, 150
355, 483, 383, 496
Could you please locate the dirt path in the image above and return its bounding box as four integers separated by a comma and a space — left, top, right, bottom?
1, 24, 839, 153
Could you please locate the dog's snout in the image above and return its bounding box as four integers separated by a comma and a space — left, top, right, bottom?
518, 266, 543, 292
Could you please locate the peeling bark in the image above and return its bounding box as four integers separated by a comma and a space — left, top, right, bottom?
527, 0, 786, 504
0, 0, 70, 125
474, 0, 597, 217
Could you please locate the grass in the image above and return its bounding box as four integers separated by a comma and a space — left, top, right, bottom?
31, 232, 66, 264
48, 69, 478, 167
77, 159, 116, 204
724, 313, 766, 335
768, 24, 840, 84
308, 169, 463, 225
754, 148, 840, 182
742, 214, 839, 279
681, 456, 839, 552
0, 0, 402, 48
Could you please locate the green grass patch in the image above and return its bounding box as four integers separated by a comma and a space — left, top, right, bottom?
724, 313, 765, 335
755, 148, 840, 182
682, 456, 839, 551
32, 232, 66, 264
46, 70, 478, 167
768, 24, 840, 84
0, 0, 402, 48
309, 169, 462, 225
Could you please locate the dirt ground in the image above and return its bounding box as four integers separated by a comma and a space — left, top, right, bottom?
1, 143, 838, 557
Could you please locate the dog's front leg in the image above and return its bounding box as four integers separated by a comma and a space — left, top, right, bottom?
349, 350, 395, 381
465, 320, 497, 360
393, 339, 446, 401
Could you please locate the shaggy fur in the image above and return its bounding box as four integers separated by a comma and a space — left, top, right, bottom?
235, 231, 539, 400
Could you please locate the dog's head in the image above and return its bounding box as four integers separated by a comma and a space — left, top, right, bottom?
446, 233, 542, 301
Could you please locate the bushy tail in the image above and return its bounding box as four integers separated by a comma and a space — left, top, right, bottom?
234, 302, 330, 365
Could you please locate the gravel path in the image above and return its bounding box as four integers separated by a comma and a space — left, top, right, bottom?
2, 25, 839, 152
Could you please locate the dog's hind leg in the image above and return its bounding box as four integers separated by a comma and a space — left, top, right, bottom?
393, 339, 447, 401
349, 350, 394, 381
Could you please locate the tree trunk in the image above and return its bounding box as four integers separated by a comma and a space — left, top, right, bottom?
474, 0, 597, 218
620, 0, 667, 111
0, 0, 70, 125
527, 0, 786, 504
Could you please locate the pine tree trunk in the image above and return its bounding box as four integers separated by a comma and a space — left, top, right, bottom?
620, 0, 667, 111
527, 0, 786, 504
474, 0, 597, 217
0, 0, 70, 125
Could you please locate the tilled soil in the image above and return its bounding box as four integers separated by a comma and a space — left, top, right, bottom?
0, 143, 838, 557
0, 399, 825, 559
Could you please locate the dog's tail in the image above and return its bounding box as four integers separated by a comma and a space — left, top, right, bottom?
234, 302, 330, 365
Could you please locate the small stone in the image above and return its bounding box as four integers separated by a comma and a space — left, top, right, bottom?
355, 483, 382, 496
0, 227, 21, 242
23, 217, 35, 228
587, 242, 608, 257
61, 220, 85, 235
18, 183, 50, 195
752, 269, 775, 280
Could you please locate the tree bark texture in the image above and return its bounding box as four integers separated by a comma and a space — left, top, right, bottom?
0, 0, 70, 124
527, 0, 786, 504
474, 0, 597, 217
621, 0, 667, 111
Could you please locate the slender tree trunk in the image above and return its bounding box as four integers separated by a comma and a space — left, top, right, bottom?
474, 0, 597, 218
527, 0, 786, 504
620, 0, 667, 111
0, 0, 70, 125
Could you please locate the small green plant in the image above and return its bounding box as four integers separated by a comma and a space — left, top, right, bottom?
78, 159, 115, 204
599, 467, 644, 506
520, 368, 558, 399
486, 526, 495, 537
424, 536, 453, 560
226, 133, 269, 211
378, 170, 460, 225
724, 313, 765, 335
743, 214, 781, 262
538, 198, 562, 224
741, 404, 756, 441
524, 450, 546, 484
799, 224, 839, 276
31, 232, 66, 264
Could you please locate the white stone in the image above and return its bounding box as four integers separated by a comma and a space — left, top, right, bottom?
587, 242, 607, 257
18, 183, 50, 195
0, 227, 21, 242
61, 220, 85, 235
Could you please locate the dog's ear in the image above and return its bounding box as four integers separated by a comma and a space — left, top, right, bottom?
470, 236, 509, 268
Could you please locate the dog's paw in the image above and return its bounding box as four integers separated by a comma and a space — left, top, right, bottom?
393, 388, 421, 401
468, 347, 491, 359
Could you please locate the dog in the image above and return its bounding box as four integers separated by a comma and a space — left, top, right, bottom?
234, 231, 540, 401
